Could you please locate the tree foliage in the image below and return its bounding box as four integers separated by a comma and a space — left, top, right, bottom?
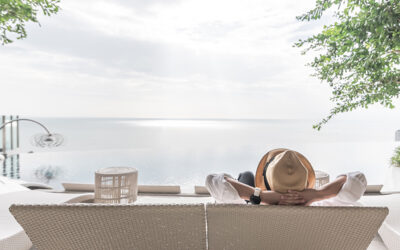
0, 0, 60, 45
391, 146, 400, 167
295, 0, 400, 130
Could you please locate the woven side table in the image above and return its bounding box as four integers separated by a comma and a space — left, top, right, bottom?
314, 170, 330, 188
95, 167, 138, 204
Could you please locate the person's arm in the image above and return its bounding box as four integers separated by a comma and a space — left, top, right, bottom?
286, 175, 347, 205
317, 175, 347, 199
225, 177, 305, 205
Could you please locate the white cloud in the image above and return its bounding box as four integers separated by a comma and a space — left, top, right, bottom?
0, 0, 399, 123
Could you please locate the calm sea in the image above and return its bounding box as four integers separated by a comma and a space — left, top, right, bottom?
15, 118, 398, 190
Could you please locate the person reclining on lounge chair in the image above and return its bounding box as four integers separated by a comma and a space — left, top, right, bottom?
206, 148, 367, 206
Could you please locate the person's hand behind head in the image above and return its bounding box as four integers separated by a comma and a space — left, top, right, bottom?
287, 189, 320, 206
277, 191, 305, 205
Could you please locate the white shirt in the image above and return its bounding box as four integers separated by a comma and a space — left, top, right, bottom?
311, 171, 367, 206
205, 171, 367, 206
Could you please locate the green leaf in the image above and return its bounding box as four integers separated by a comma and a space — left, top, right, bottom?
296, 0, 400, 129
0, 0, 60, 45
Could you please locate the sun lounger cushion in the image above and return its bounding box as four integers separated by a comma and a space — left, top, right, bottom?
62, 183, 181, 194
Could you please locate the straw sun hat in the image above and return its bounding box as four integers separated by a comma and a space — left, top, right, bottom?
255, 149, 315, 193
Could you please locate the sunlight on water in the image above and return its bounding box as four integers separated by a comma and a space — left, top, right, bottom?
10, 118, 399, 190
118, 119, 234, 128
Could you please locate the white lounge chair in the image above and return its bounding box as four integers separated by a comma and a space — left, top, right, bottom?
0, 177, 93, 250
361, 194, 400, 250
10, 204, 388, 250
10, 204, 206, 250
62, 182, 181, 194
207, 204, 388, 250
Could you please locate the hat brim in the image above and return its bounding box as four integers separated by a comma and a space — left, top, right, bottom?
255, 148, 315, 191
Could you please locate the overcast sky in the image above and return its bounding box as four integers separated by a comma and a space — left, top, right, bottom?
0, 0, 399, 123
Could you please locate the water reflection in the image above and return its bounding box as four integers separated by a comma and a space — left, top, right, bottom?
2, 154, 20, 179
34, 165, 63, 184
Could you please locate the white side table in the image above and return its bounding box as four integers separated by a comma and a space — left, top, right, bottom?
95, 167, 138, 204
314, 170, 330, 188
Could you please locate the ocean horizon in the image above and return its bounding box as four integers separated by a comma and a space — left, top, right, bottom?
7, 117, 398, 190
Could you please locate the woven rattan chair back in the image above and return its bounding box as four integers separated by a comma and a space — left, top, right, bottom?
206, 204, 388, 250
10, 204, 206, 250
